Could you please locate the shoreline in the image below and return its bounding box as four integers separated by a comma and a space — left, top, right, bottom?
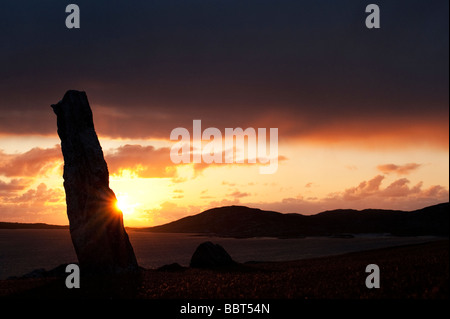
0, 230, 443, 280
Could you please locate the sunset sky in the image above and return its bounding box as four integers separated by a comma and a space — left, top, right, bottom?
1, 0, 448, 227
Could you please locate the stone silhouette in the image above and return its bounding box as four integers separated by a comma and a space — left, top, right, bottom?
190, 241, 235, 268
52, 90, 138, 274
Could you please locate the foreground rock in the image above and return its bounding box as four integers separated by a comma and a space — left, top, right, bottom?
52, 90, 138, 274
190, 241, 235, 268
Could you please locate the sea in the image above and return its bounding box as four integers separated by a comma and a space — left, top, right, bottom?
0, 229, 441, 279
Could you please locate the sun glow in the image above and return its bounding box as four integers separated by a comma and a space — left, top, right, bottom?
115, 195, 136, 216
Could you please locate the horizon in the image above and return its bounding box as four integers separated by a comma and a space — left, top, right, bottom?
1, 0, 449, 227
1, 201, 448, 228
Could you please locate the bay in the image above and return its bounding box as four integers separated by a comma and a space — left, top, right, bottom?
0, 229, 440, 279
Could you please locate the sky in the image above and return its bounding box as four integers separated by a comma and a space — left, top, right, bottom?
0, 0, 448, 227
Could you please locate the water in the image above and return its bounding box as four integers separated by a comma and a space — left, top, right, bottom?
0, 229, 440, 279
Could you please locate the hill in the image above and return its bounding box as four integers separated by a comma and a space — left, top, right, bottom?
142, 202, 449, 238
0, 222, 68, 230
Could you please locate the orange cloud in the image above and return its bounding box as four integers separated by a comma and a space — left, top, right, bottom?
0, 146, 62, 177
246, 175, 449, 215
377, 163, 422, 175
423, 185, 449, 198
0, 183, 66, 223
381, 178, 422, 198
105, 144, 176, 178
4, 183, 64, 204
0, 142, 286, 185
228, 190, 250, 199
2, 100, 447, 152
254, 112, 449, 150
342, 175, 385, 201
339, 175, 444, 203
105, 144, 285, 179
192, 155, 287, 177
0, 178, 32, 195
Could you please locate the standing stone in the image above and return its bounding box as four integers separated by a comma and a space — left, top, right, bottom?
52, 90, 138, 274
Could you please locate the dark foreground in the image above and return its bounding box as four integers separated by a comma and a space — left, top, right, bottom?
0, 240, 448, 299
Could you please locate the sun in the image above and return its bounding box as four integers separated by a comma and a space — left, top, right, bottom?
115, 195, 134, 216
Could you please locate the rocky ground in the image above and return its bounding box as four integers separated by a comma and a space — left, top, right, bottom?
0, 239, 448, 299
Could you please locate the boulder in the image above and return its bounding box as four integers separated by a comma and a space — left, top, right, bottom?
156, 263, 187, 272
190, 241, 235, 268
52, 90, 138, 274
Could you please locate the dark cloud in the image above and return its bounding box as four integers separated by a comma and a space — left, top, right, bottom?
0, 1, 447, 147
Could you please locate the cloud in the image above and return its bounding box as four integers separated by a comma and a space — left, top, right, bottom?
288, 117, 449, 149
105, 144, 176, 178
0, 183, 67, 224
133, 174, 449, 225
222, 181, 236, 187
0, 146, 62, 177
208, 198, 242, 208
339, 175, 444, 204
4, 183, 64, 204
342, 175, 385, 201
377, 163, 422, 175
172, 189, 184, 199
1, 1, 448, 151
248, 175, 448, 215
422, 185, 449, 198
228, 191, 250, 199
105, 143, 284, 179
91, 107, 449, 149
0, 178, 32, 195
381, 178, 422, 198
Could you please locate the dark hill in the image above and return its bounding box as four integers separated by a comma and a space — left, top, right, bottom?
144, 206, 308, 238
143, 203, 449, 238
0, 222, 68, 229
